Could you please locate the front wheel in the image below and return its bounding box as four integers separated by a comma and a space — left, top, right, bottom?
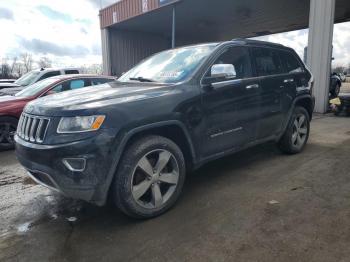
112, 135, 186, 219
278, 107, 310, 154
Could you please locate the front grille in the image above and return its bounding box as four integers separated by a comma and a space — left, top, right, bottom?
17, 113, 50, 143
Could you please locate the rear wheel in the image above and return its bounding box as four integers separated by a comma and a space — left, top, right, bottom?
0, 117, 18, 151
331, 83, 340, 98
278, 107, 310, 154
113, 135, 186, 219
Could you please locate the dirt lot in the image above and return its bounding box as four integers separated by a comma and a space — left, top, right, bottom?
1, 113, 350, 262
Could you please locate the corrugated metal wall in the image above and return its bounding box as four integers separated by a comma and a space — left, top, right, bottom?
108, 29, 170, 76
100, 0, 160, 28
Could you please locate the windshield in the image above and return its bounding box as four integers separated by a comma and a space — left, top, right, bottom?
15, 78, 59, 98
118, 44, 217, 83
15, 71, 40, 86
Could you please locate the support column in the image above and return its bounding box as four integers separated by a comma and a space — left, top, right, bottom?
172, 5, 176, 48
307, 0, 335, 113
101, 28, 112, 75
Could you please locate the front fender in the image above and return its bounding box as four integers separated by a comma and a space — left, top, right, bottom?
91, 120, 196, 205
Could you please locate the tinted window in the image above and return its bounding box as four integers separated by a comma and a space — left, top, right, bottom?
279, 51, 304, 74
49, 79, 87, 94
252, 48, 283, 76
51, 84, 63, 93
208, 46, 252, 79
91, 78, 113, 85
38, 71, 61, 81
65, 70, 79, 74
70, 80, 85, 89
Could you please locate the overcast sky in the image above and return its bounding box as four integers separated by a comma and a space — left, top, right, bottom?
0, 0, 349, 68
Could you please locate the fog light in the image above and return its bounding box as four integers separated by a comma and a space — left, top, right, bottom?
63, 158, 86, 172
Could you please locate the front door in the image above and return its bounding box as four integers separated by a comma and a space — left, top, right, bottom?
201, 46, 261, 157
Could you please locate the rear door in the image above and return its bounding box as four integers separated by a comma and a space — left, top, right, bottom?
251, 47, 285, 139
201, 46, 261, 157
278, 50, 310, 115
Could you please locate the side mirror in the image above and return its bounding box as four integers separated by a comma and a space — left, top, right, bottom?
211, 64, 236, 79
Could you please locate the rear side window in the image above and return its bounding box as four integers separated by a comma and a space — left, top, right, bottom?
49, 79, 87, 94
91, 78, 113, 85
252, 48, 283, 76
279, 51, 304, 74
65, 70, 79, 74
70, 79, 85, 90
38, 71, 61, 81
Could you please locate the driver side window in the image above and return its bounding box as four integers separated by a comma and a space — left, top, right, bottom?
207, 47, 252, 79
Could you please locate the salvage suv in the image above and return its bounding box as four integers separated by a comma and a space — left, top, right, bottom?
15, 40, 314, 218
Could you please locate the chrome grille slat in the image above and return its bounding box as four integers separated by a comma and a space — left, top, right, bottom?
17, 113, 50, 144
17, 115, 24, 137
24, 117, 32, 140
29, 118, 38, 142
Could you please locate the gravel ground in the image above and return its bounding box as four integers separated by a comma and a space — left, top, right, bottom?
1, 114, 350, 262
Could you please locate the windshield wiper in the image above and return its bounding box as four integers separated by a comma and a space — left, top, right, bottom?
129, 77, 155, 82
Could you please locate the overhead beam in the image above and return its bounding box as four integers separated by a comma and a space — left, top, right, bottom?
307, 0, 336, 113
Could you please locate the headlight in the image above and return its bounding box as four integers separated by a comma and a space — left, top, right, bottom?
57, 115, 105, 133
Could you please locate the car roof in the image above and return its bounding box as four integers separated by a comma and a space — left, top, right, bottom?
228, 38, 293, 51
32, 67, 81, 73
48, 74, 115, 81
175, 39, 292, 52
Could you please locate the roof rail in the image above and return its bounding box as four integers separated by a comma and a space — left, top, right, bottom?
231, 38, 284, 47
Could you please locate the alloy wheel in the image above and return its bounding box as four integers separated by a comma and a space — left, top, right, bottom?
0, 122, 16, 147
292, 114, 308, 147
131, 149, 179, 209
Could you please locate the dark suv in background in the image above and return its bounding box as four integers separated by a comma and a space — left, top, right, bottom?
15, 39, 314, 218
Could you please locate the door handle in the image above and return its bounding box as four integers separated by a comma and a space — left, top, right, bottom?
284, 78, 294, 83
246, 84, 259, 89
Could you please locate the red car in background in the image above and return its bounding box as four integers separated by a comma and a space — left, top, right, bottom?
0, 74, 115, 150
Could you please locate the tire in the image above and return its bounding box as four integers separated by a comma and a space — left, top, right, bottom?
278, 106, 310, 154
331, 83, 340, 98
112, 135, 186, 219
0, 117, 18, 151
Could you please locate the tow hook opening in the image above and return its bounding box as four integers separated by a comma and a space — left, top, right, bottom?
62, 158, 86, 172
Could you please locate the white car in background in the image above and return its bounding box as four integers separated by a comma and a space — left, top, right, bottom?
339, 73, 347, 82
0, 67, 81, 95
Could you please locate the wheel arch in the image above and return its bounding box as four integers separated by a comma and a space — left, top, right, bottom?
278, 95, 314, 141
97, 120, 197, 206
294, 96, 314, 120
121, 122, 196, 170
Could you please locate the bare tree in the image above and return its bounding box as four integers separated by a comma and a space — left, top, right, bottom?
333, 65, 346, 74
38, 57, 52, 68
21, 53, 33, 73
10, 56, 17, 75
0, 59, 10, 79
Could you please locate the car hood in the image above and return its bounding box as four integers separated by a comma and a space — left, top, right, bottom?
0, 87, 25, 96
0, 95, 29, 106
0, 83, 21, 89
26, 81, 178, 116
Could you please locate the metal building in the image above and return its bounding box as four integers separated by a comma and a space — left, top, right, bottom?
99, 0, 350, 113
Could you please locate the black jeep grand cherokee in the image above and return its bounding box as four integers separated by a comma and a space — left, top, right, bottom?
15, 39, 314, 218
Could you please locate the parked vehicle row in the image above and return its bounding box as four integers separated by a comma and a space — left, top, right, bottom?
14, 39, 314, 218
0, 67, 81, 92
0, 74, 114, 150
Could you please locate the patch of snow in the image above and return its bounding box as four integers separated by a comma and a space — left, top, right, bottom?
17, 222, 31, 233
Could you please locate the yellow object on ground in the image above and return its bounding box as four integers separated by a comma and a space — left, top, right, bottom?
330, 97, 341, 105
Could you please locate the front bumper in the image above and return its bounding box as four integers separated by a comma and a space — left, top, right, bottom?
15, 130, 117, 204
